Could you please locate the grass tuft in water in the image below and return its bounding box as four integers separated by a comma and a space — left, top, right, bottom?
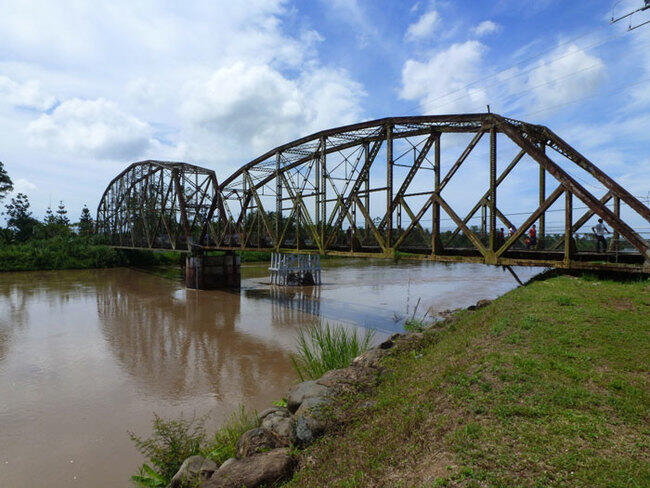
291, 322, 375, 381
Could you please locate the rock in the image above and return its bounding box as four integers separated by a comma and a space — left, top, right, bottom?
286, 380, 332, 413
235, 427, 278, 458
203, 448, 294, 488
379, 339, 394, 349
352, 348, 388, 369
475, 299, 492, 309
467, 304, 477, 311
395, 332, 425, 349
258, 406, 287, 421
200, 459, 218, 481
316, 366, 378, 394
260, 408, 294, 446
169, 455, 205, 488
294, 396, 332, 445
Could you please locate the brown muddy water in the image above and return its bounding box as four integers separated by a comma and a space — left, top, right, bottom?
0, 259, 542, 487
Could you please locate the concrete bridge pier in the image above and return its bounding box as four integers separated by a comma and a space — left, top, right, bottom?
185, 252, 241, 290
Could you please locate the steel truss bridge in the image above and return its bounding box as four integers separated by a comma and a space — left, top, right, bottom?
97, 113, 650, 273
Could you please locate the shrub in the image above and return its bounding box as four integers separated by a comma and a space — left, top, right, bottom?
129, 414, 206, 484
291, 322, 375, 381
129, 407, 258, 486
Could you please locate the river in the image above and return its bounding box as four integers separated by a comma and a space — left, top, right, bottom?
0, 259, 542, 487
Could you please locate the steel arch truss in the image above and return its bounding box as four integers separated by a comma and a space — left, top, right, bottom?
98, 114, 650, 271
96, 161, 224, 250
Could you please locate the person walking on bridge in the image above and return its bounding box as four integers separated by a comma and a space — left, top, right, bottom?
591, 218, 611, 253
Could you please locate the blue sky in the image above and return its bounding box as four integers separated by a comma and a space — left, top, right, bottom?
0, 0, 649, 226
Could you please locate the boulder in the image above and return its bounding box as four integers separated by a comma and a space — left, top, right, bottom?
258, 406, 287, 421
200, 459, 218, 482
352, 348, 389, 369
294, 396, 332, 445
316, 366, 378, 394
260, 408, 294, 446
235, 427, 278, 458
169, 455, 205, 488
203, 448, 294, 488
286, 380, 332, 413
394, 332, 425, 350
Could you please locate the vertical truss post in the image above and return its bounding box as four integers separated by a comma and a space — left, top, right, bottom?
489, 127, 497, 252
275, 151, 282, 238
609, 196, 620, 252
432, 134, 441, 255
481, 203, 487, 237
320, 136, 327, 246
386, 123, 393, 250
315, 151, 320, 229
172, 169, 192, 250
538, 143, 546, 249
565, 190, 573, 265
363, 141, 370, 238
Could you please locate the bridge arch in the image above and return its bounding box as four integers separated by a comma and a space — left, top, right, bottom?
96, 160, 224, 250
97, 114, 650, 271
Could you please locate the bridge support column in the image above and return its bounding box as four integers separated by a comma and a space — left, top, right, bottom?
185, 252, 241, 290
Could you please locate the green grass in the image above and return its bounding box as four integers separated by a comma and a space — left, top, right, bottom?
291, 323, 375, 381
200, 406, 259, 465
285, 275, 650, 487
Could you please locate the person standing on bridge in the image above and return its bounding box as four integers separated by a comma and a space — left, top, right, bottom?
591, 218, 611, 253
526, 224, 537, 249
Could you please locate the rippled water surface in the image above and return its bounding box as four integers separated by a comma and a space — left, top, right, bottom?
0, 260, 542, 487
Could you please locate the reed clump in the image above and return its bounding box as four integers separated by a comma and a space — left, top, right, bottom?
291, 322, 375, 381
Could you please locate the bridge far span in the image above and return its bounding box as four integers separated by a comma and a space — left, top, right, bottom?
96, 113, 650, 274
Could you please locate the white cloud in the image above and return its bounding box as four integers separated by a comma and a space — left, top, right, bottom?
473, 20, 500, 37
27, 98, 154, 160
405, 9, 440, 41
0, 75, 56, 111
178, 62, 365, 163
527, 44, 605, 109
12, 178, 38, 194
400, 40, 488, 113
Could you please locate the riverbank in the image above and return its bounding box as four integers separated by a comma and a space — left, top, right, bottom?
283, 273, 649, 487
0, 236, 273, 272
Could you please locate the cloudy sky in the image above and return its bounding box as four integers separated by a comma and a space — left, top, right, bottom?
1, 0, 649, 221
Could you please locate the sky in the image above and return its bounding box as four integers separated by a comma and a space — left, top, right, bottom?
1, 0, 649, 225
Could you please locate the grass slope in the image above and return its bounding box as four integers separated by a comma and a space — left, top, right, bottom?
286, 275, 650, 487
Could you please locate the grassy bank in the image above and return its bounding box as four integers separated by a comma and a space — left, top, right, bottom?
286, 275, 650, 487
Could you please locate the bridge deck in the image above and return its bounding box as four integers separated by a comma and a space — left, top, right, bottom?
110, 245, 649, 274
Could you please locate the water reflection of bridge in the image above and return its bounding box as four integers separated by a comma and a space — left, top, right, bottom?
94, 271, 300, 401
97, 114, 649, 273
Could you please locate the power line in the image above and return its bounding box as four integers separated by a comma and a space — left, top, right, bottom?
525, 75, 650, 117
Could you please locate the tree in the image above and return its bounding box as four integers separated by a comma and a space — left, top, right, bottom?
56, 200, 70, 227
5, 193, 39, 241
78, 205, 94, 236
0, 161, 13, 203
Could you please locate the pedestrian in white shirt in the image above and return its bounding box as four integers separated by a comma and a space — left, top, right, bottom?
591, 218, 610, 253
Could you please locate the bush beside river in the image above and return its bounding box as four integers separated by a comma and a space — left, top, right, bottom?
0, 236, 180, 272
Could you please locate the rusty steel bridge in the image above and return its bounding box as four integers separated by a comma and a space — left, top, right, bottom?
97, 113, 650, 274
